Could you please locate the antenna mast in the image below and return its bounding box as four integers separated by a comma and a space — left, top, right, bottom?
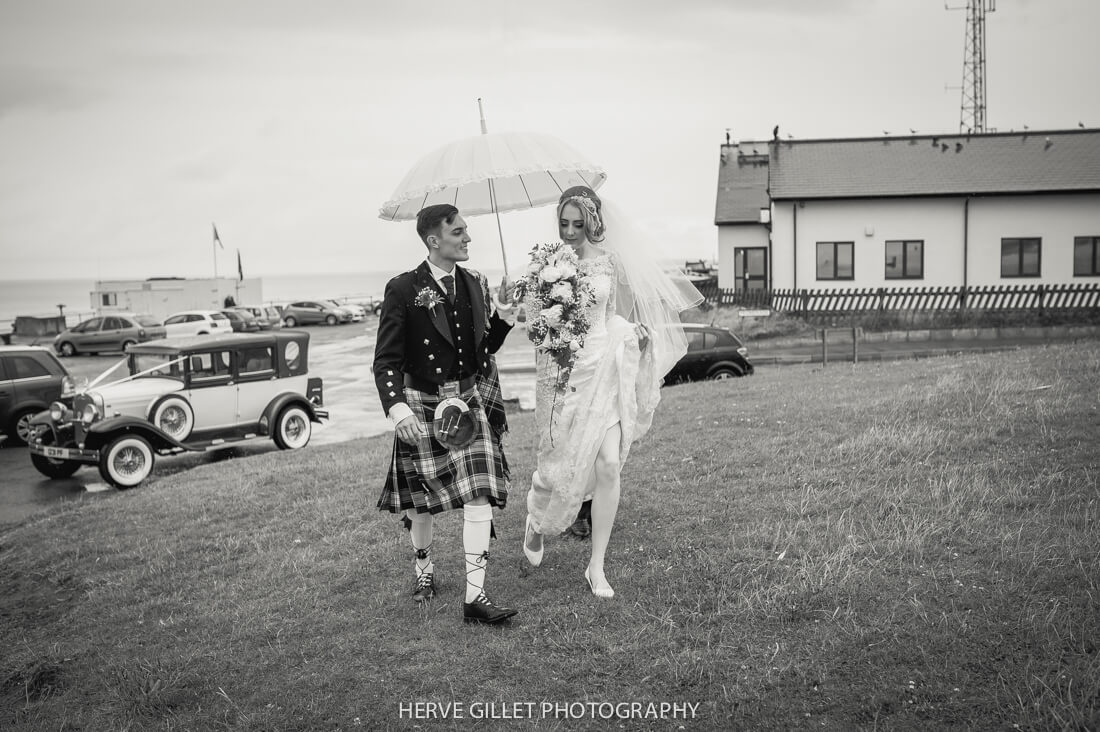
955, 0, 995, 134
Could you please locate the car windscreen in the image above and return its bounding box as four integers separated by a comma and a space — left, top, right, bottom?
135, 315, 161, 327
132, 353, 183, 380
210, 313, 230, 321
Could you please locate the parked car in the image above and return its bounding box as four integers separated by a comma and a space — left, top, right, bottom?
233, 305, 283, 330
328, 300, 366, 322
0, 346, 75, 445
220, 309, 261, 333
665, 324, 754, 383
281, 301, 352, 327
162, 310, 231, 338
53, 314, 167, 357
27, 331, 328, 488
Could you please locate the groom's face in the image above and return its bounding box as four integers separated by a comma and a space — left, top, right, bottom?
429, 214, 471, 266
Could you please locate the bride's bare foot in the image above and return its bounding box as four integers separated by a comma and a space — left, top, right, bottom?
584, 564, 614, 598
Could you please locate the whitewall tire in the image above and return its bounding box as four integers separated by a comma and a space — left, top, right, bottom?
273, 406, 311, 450
99, 435, 155, 488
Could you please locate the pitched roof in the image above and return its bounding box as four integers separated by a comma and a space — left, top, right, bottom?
714, 143, 771, 224
767, 129, 1100, 200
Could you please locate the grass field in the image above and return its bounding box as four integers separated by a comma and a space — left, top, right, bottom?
2, 342, 1098, 730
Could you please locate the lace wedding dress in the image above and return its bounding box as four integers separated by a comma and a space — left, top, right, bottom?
526, 253, 661, 534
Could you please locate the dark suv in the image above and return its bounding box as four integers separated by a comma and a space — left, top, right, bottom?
665, 324, 754, 383
0, 346, 75, 445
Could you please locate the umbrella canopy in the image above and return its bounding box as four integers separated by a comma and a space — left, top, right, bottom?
379, 131, 606, 221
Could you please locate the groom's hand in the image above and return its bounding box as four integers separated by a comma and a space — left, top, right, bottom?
497, 276, 516, 305
395, 415, 426, 445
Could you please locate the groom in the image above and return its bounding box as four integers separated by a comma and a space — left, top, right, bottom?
373, 203, 518, 624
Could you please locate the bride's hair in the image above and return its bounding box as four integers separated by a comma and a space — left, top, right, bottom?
557, 186, 605, 243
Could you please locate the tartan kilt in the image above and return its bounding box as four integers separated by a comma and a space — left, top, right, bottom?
377, 372, 510, 516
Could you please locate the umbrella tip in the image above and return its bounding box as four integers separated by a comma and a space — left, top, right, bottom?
477, 98, 487, 135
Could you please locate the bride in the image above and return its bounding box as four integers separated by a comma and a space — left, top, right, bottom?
521, 185, 702, 597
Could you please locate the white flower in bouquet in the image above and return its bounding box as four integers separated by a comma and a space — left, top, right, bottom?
540, 304, 564, 328
557, 261, 577, 280
549, 281, 573, 303
539, 265, 563, 284
569, 339, 581, 352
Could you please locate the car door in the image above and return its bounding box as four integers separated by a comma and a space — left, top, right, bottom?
679, 331, 712, 381
101, 316, 126, 352
0, 356, 12, 430
185, 348, 239, 431
301, 302, 323, 324
163, 314, 189, 339
5, 354, 61, 423
75, 317, 104, 351
235, 345, 277, 427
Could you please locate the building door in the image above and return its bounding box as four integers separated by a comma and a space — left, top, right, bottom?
734, 248, 768, 291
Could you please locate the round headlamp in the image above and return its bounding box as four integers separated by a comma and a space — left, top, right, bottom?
80, 403, 100, 425
49, 402, 66, 421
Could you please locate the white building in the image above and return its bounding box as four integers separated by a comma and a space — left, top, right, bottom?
715, 129, 1100, 294
91, 277, 263, 322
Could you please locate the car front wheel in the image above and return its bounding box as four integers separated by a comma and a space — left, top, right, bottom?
273, 405, 311, 450
709, 367, 742, 380
58, 342, 77, 357
99, 435, 155, 488
121, 339, 137, 352
151, 396, 194, 441
325, 314, 337, 326
284, 316, 298, 328
29, 432, 82, 479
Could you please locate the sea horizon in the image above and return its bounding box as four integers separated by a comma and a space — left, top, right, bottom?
0, 269, 507, 330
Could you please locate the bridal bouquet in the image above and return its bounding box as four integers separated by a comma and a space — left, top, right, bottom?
513, 241, 595, 392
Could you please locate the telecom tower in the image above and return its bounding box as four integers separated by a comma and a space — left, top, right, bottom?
955, 0, 995, 134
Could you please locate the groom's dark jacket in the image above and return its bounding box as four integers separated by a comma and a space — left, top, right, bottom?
373, 261, 513, 417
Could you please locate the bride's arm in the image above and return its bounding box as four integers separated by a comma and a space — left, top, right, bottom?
610, 253, 650, 349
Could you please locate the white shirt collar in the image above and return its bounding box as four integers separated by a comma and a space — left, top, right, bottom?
426, 259, 456, 287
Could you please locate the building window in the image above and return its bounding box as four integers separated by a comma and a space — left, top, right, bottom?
816, 242, 854, 280
885, 240, 924, 279
1001, 238, 1041, 277
1074, 236, 1100, 276
100, 292, 118, 306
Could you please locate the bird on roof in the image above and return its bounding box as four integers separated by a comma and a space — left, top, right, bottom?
1080, 122, 1086, 128
910, 128, 917, 134
883, 130, 890, 135
773, 124, 779, 140
941, 143, 949, 152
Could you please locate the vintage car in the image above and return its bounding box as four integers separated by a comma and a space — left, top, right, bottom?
27, 331, 327, 488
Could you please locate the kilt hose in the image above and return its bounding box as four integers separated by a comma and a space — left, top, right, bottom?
378, 372, 510, 519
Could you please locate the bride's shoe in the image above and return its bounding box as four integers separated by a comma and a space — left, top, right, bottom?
584, 566, 614, 599
523, 515, 543, 567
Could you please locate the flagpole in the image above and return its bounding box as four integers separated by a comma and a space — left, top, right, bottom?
212, 223, 219, 307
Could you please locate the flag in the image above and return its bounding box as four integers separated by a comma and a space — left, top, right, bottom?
237, 249, 244, 281
213, 223, 223, 250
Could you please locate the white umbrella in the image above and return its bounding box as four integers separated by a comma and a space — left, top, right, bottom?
379, 102, 606, 276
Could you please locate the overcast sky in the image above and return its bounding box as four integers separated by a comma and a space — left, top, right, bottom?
2, 0, 1098, 281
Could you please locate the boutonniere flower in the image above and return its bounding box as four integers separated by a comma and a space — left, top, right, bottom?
414, 287, 444, 311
